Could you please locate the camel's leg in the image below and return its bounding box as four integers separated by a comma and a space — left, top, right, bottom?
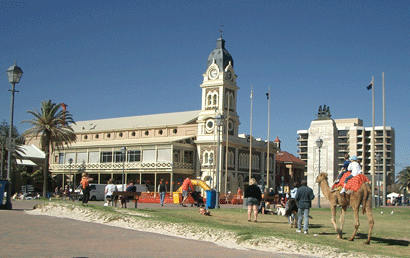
349, 207, 360, 241
364, 204, 374, 245
338, 205, 347, 239
330, 205, 339, 237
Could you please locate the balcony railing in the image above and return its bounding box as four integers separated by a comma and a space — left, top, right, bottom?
50, 162, 194, 171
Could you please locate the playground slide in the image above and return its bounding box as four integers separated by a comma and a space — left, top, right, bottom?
176, 179, 211, 192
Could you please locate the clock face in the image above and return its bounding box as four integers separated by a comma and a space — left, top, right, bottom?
205, 119, 215, 133
226, 70, 232, 81
209, 69, 218, 79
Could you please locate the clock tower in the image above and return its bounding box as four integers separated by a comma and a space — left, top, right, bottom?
196, 36, 240, 187
197, 37, 240, 138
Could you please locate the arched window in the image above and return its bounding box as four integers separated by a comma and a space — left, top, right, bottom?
213, 93, 218, 106
207, 94, 212, 106
229, 94, 234, 110
228, 151, 235, 167
203, 151, 215, 165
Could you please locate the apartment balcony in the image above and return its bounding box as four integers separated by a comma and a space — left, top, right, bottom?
297, 136, 308, 141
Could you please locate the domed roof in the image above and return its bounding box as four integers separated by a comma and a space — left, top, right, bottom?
207, 38, 234, 71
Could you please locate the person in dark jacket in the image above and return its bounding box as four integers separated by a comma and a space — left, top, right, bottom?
157, 178, 167, 206
244, 178, 262, 222
295, 180, 315, 234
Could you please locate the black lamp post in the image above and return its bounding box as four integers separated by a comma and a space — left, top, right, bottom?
0, 131, 6, 179
5, 62, 23, 210
121, 147, 127, 191
215, 113, 223, 209
69, 158, 73, 193
281, 176, 284, 198
316, 137, 323, 208
376, 153, 381, 207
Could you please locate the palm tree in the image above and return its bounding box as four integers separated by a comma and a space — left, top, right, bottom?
396, 166, 410, 193
22, 100, 76, 198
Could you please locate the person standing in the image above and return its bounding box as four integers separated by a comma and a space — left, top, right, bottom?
236, 187, 243, 203
244, 178, 262, 222
80, 172, 93, 205
158, 178, 167, 206
295, 180, 315, 234
105, 179, 118, 207
180, 177, 194, 207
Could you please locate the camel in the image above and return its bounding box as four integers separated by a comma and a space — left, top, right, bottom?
315, 172, 374, 245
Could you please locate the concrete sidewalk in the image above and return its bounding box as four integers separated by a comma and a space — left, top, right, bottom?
1, 200, 310, 258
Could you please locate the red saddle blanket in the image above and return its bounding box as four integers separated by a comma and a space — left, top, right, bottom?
332, 172, 369, 192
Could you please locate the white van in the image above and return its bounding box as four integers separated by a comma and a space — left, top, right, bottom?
80, 184, 106, 201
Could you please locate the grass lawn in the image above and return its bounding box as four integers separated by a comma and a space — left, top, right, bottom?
78, 202, 409, 258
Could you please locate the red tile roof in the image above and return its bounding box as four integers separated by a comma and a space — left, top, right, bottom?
275, 151, 306, 165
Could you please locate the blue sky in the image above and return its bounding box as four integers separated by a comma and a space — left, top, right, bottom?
1, 0, 409, 174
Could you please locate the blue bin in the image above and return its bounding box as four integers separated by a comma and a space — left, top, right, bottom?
206, 190, 216, 209
0, 180, 9, 206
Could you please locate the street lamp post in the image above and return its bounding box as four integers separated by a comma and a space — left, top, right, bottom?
281, 176, 284, 198
5, 62, 23, 210
316, 137, 323, 208
69, 158, 73, 193
376, 153, 381, 207
0, 131, 6, 179
215, 113, 223, 209
121, 147, 127, 191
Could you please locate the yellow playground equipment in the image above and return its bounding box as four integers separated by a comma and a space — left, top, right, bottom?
173, 180, 211, 203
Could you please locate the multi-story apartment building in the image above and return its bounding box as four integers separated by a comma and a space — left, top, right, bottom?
297, 114, 395, 196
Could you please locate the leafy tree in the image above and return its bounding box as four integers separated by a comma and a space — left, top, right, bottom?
22, 100, 76, 198
396, 166, 410, 193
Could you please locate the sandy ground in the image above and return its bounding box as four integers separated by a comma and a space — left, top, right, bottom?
27, 202, 386, 258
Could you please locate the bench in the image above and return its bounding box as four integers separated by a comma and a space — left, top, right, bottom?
113, 191, 141, 208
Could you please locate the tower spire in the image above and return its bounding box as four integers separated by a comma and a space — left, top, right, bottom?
219, 23, 224, 38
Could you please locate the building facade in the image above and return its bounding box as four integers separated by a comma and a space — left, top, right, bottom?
40, 37, 281, 194
297, 108, 395, 196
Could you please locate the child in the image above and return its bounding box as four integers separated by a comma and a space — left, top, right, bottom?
199, 207, 211, 216
340, 155, 362, 194
334, 154, 351, 184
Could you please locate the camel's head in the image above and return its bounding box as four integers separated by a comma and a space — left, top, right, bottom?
315, 172, 328, 183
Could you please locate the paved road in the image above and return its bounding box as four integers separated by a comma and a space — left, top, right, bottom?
1, 200, 311, 258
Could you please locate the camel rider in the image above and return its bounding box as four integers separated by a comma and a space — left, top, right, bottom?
334, 154, 350, 184
340, 155, 363, 194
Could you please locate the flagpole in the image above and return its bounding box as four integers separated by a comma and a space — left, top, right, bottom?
382, 72, 386, 206
249, 86, 253, 185
266, 87, 271, 190
213, 107, 217, 189
225, 95, 230, 196
371, 76, 375, 208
